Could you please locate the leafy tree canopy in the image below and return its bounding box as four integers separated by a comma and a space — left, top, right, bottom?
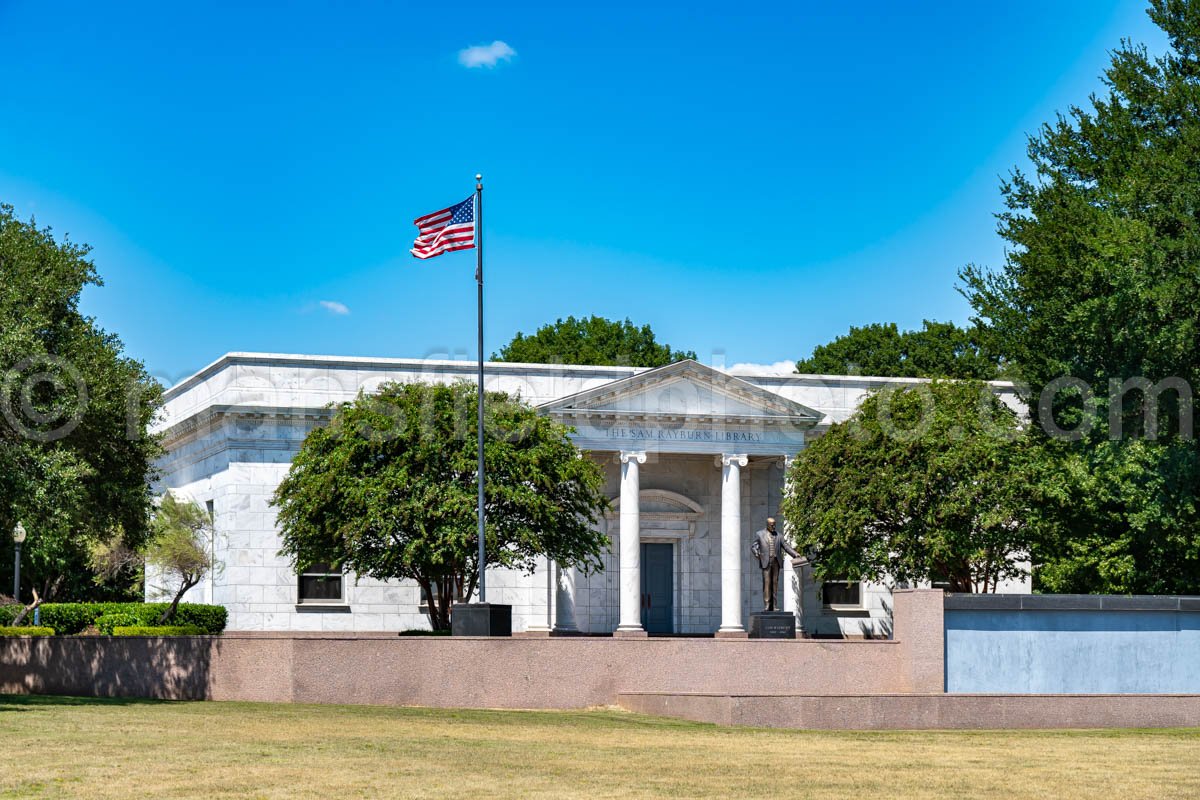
272, 382, 610, 630
795, 320, 1001, 380
0, 204, 162, 602
782, 380, 1042, 593
493, 315, 696, 367
960, 0, 1200, 593
963, 0, 1200, 396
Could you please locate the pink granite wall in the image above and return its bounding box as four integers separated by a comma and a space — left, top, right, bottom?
0, 590, 946, 709
891, 588, 946, 692
0, 636, 215, 700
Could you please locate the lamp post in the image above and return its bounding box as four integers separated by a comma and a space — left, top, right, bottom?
12, 522, 26, 602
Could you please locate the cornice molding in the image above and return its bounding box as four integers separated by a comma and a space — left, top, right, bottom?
159, 404, 334, 447
164, 352, 646, 403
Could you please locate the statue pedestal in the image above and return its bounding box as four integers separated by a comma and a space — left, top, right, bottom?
451, 603, 512, 637
749, 612, 796, 639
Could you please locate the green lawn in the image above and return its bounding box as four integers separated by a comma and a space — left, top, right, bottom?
0, 695, 1198, 799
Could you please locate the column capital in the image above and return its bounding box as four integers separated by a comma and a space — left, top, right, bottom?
618, 450, 647, 465
715, 453, 749, 468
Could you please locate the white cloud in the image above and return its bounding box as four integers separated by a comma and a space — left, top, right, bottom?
318, 300, 350, 316
458, 40, 516, 68
724, 360, 797, 376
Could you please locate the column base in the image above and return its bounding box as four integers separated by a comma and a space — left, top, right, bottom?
714, 628, 749, 639
613, 627, 649, 638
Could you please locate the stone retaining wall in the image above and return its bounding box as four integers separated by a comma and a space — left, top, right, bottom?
0, 591, 943, 709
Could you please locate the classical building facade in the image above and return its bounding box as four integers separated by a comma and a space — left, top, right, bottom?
154, 352, 1027, 636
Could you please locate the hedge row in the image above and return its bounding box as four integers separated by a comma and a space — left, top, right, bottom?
0, 627, 55, 637
111, 625, 205, 636
0, 603, 226, 634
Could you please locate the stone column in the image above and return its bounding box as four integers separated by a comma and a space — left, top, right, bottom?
552, 561, 579, 633
615, 450, 647, 636
717, 453, 749, 637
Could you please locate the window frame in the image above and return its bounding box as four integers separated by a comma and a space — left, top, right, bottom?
820, 579, 863, 610
297, 562, 346, 606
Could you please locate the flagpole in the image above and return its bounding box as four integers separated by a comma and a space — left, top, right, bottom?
474, 173, 486, 604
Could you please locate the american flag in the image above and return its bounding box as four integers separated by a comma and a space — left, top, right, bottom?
410, 196, 476, 259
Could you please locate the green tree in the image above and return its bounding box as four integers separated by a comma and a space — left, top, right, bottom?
494, 315, 696, 367
960, 0, 1200, 593
145, 494, 214, 623
93, 494, 215, 623
782, 380, 1041, 593
795, 320, 1001, 379
0, 204, 163, 601
272, 382, 611, 630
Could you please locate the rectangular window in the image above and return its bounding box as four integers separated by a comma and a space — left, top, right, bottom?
821, 580, 861, 608
298, 562, 343, 603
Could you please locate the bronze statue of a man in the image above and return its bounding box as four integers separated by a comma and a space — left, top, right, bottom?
751, 517, 799, 612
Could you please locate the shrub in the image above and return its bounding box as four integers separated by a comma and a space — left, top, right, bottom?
111, 625, 205, 636
0, 602, 226, 634
95, 612, 141, 635
157, 603, 227, 633
0, 627, 55, 637
40, 604, 99, 635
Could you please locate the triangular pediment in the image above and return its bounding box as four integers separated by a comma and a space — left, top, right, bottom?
540, 360, 820, 425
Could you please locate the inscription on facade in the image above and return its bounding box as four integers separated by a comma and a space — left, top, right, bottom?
604, 427, 764, 443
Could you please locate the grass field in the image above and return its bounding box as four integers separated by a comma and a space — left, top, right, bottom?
1, 695, 1198, 799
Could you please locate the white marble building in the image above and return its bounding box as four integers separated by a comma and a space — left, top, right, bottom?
153, 353, 1027, 636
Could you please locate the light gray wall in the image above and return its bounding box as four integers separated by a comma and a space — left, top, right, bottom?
944, 596, 1200, 693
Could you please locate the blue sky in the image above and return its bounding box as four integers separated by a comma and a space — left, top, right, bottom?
0, 1, 1167, 384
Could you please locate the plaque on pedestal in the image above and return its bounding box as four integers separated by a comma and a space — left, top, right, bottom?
451, 603, 512, 637
749, 612, 796, 639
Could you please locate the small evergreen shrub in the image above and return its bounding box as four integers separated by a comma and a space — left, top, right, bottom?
0, 627, 55, 637
159, 603, 227, 633
111, 625, 205, 636
0, 603, 226, 634
40, 604, 98, 635
95, 612, 141, 635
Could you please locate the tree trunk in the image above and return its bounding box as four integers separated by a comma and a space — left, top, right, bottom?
11, 589, 41, 627
950, 569, 973, 593
439, 580, 452, 628
417, 576, 450, 631
157, 573, 200, 624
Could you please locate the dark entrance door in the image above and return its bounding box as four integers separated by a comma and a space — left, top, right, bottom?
640, 542, 674, 634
